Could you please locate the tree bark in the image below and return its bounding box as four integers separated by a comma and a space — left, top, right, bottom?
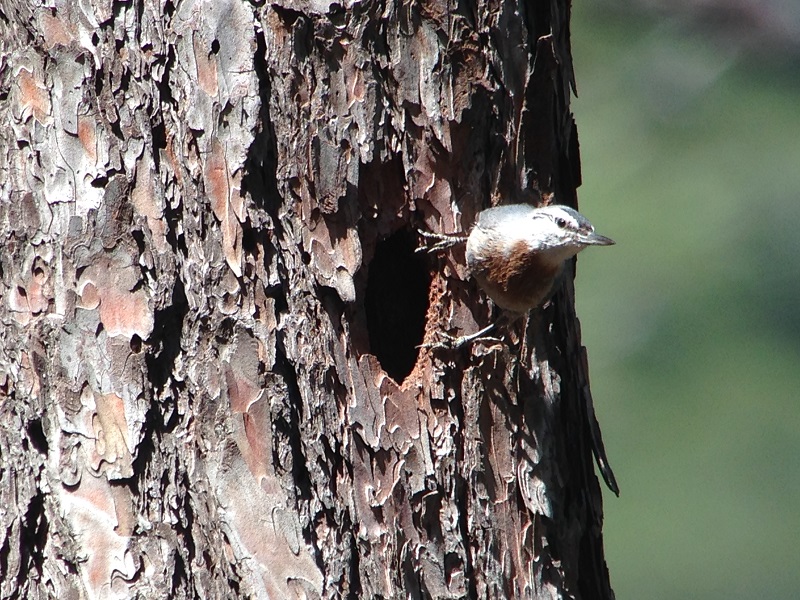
0, 0, 614, 598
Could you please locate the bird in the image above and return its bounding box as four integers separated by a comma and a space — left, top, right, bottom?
418, 203, 614, 348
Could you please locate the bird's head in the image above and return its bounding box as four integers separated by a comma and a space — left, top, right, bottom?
525, 205, 614, 258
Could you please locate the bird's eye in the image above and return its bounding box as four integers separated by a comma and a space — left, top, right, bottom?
555, 217, 567, 228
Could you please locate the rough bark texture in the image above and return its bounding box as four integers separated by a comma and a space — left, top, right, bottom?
0, 0, 614, 598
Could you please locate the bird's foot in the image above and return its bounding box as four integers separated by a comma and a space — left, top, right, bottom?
415, 229, 468, 254
419, 323, 501, 351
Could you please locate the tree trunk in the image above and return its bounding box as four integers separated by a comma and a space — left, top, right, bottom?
0, 0, 614, 598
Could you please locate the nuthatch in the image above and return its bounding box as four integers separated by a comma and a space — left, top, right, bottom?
419, 203, 614, 347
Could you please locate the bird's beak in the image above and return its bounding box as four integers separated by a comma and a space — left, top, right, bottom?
580, 231, 615, 246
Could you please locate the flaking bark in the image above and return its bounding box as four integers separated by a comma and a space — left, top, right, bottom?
0, 0, 614, 598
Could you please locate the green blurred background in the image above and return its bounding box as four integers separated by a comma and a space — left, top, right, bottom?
570, 2, 800, 598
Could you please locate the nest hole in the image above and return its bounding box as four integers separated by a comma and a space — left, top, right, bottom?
365, 228, 430, 383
